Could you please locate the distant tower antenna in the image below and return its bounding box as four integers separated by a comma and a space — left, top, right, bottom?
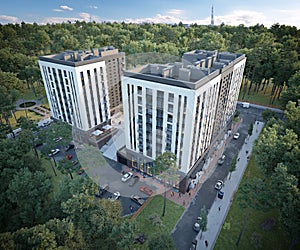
211, 5, 214, 26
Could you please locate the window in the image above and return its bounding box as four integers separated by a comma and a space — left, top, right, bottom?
138, 106, 143, 114
168, 93, 174, 102
137, 86, 142, 95
138, 96, 142, 105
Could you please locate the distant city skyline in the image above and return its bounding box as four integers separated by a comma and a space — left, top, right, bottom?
1, 0, 300, 28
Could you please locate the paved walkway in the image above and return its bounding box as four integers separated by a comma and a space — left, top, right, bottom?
15, 98, 51, 120
195, 121, 264, 250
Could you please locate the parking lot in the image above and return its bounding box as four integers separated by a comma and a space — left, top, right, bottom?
36, 131, 154, 216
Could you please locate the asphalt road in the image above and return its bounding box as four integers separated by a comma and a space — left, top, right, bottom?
38, 138, 149, 216
172, 106, 269, 250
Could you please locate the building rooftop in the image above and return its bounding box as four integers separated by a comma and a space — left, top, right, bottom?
124, 50, 245, 90
39, 46, 124, 67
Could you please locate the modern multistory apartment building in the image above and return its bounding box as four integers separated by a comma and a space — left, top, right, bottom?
183, 50, 245, 139
119, 50, 246, 177
38, 46, 125, 133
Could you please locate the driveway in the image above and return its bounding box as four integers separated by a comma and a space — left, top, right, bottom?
171, 106, 267, 250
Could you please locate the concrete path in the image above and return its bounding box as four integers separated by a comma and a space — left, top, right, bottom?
195, 121, 264, 250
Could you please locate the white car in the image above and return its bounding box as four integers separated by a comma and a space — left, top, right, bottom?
131, 195, 145, 206
121, 172, 133, 182
218, 155, 226, 165
48, 148, 60, 157
215, 180, 224, 190
233, 132, 240, 140
109, 192, 120, 201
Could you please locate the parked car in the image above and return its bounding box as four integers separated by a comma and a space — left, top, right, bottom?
215, 180, 224, 190
129, 175, 140, 187
72, 160, 78, 166
140, 186, 153, 196
95, 184, 109, 197
193, 217, 202, 232
190, 239, 198, 250
53, 137, 62, 142
48, 148, 60, 157
233, 132, 240, 140
42, 119, 53, 127
109, 191, 120, 201
131, 195, 145, 206
218, 154, 226, 165
121, 172, 133, 182
34, 138, 43, 147
66, 154, 73, 160
242, 102, 250, 108
77, 167, 85, 175
65, 144, 75, 151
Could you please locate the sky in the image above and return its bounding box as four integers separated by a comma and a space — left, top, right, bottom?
1, 0, 300, 28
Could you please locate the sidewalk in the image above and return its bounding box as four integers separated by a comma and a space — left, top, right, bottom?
196, 121, 264, 250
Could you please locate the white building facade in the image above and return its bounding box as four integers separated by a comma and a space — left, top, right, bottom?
39, 51, 111, 131
120, 51, 246, 175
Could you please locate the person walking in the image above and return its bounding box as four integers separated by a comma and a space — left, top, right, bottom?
205, 240, 208, 247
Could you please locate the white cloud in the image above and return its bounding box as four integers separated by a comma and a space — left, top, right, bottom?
42, 17, 79, 24
79, 12, 102, 22
0, 15, 20, 23
124, 14, 184, 24
53, 9, 63, 12
123, 9, 289, 27
167, 9, 184, 16
215, 10, 267, 26
89, 5, 98, 9
266, 8, 300, 27
60, 5, 74, 11
42, 13, 101, 24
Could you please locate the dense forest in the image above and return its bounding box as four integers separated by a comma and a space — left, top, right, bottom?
0, 21, 299, 249
0, 21, 299, 105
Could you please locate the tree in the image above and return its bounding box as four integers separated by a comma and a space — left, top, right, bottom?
270, 164, 300, 237
110, 220, 136, 250
229, 154, 238, 180
280, 71, 300, 107
192, 31, 227, 51
262, 109, 278, 121
0, 86, 20, 134
154, 151, 177, 174
155, 151, 178, 216
52, 177, 97, 219
147, 232, 175, 250
284, 100, 300, 137
236, 177, 272, 246
199, 205, 208, 239
6, 168, 52, 228
0, 218, 85, 250
253, 122, 298, 176
0, 232, 14, 250
62, 196, 122, 248
57, 159, 75, 179
44, 218, 85, 249
248, 122, 254, 136
17, 116, 39, 157
40, 120, 72, 168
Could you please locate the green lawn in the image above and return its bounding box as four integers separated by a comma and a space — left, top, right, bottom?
2, 110, 43, 129
214, 157, 292, 250
239, 81, 282, 108
133, 195, 184, 249
41, 156, 66, 194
